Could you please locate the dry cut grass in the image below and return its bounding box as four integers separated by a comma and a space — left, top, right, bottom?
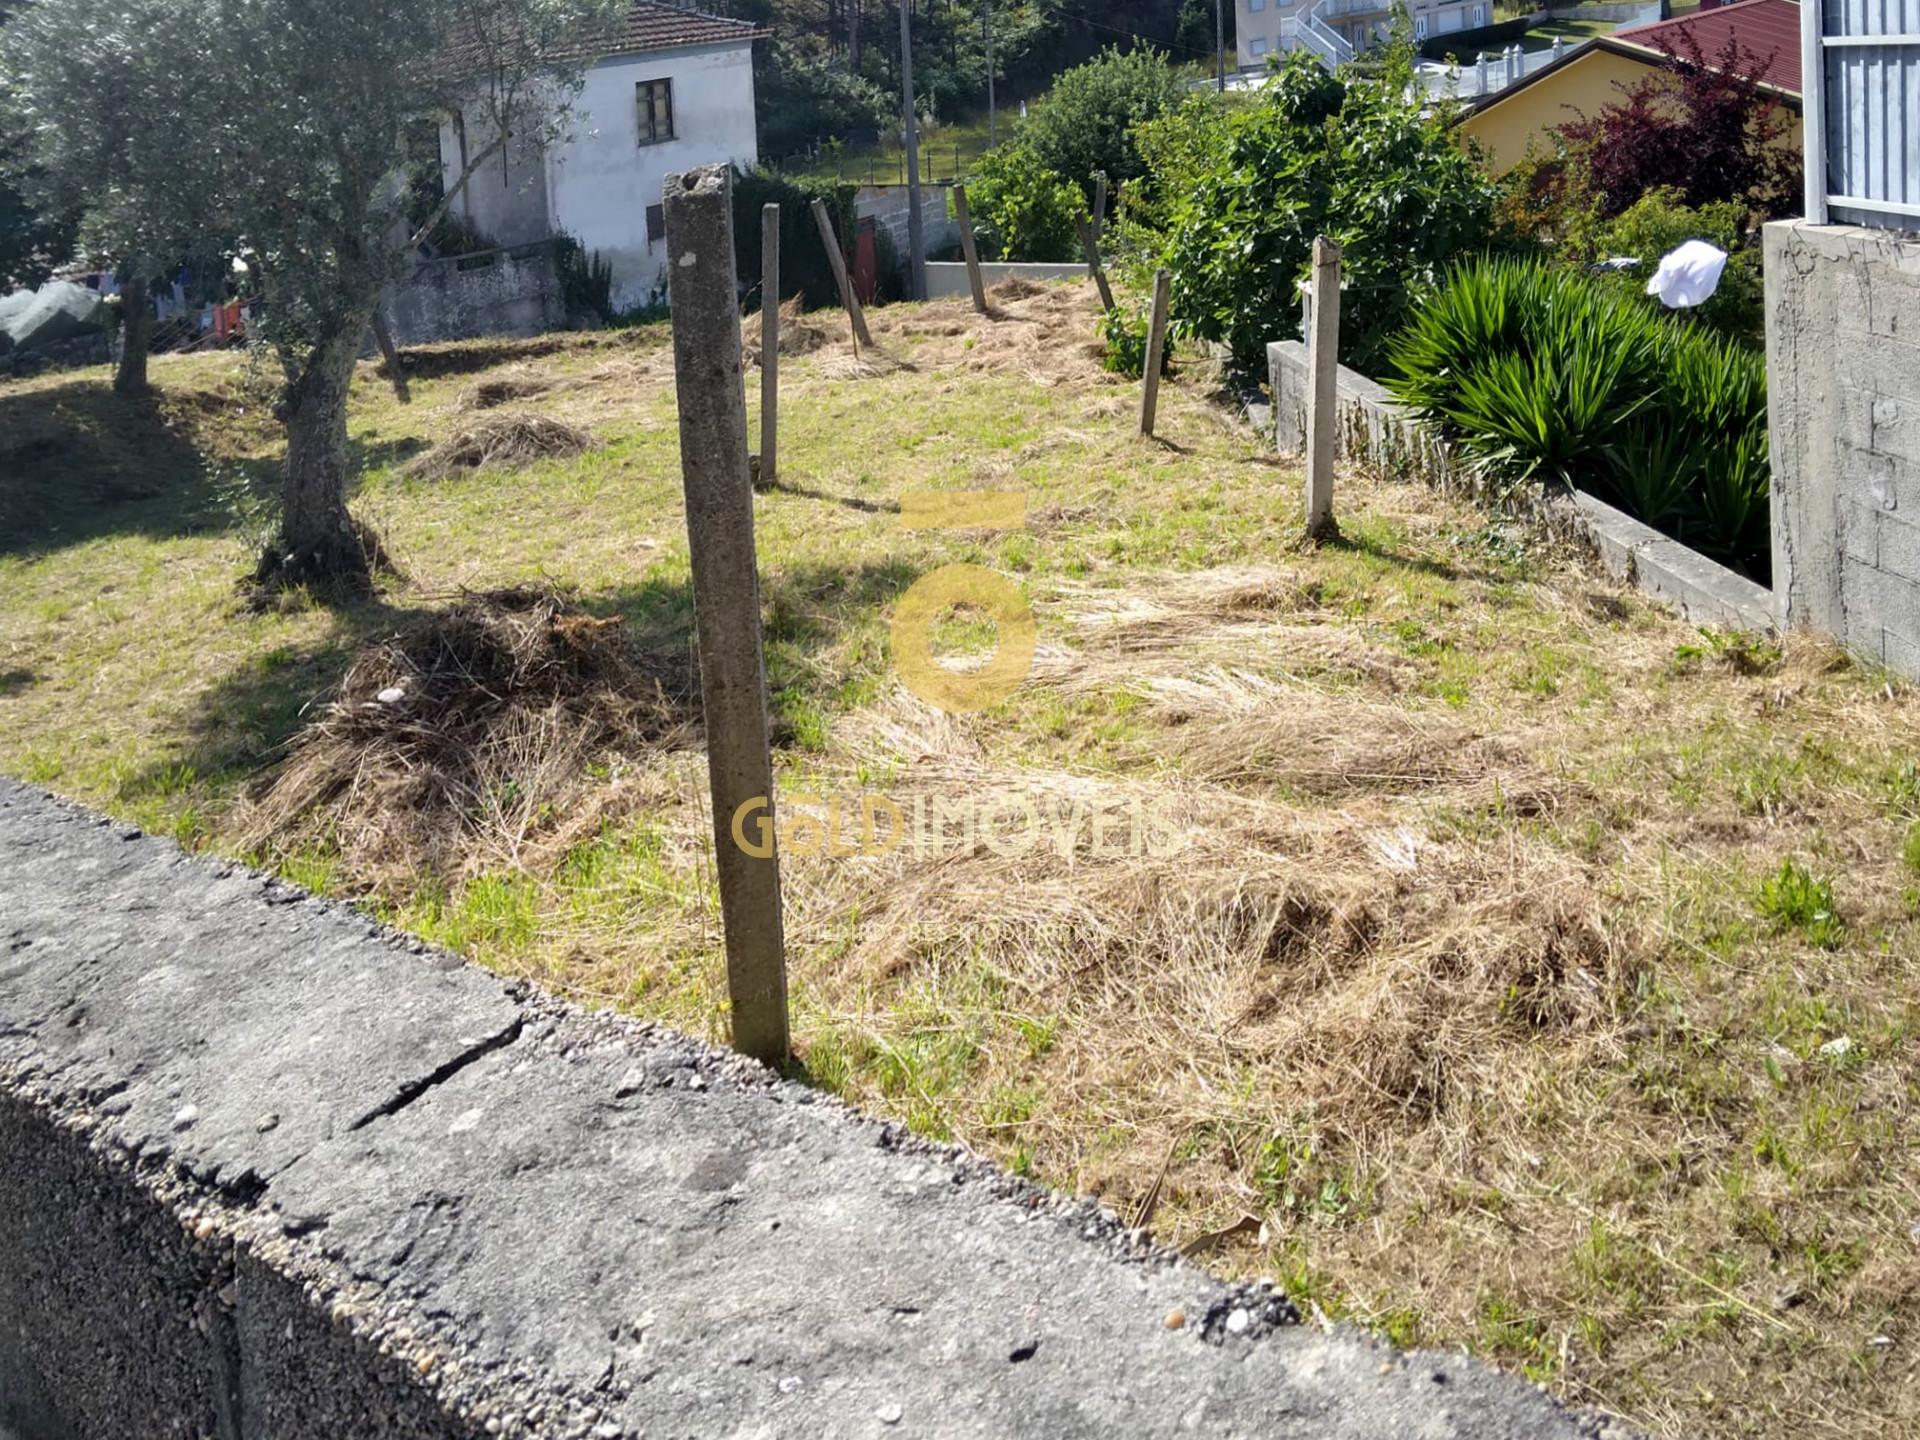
3, 279, 1917, 1440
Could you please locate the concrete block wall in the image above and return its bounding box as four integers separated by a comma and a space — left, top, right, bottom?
385, 244, 565, 347
1268, 340, 1776, 632
1765, 219, 1920, 677
853, 184, 961, 260
0, 779, 1612, 1440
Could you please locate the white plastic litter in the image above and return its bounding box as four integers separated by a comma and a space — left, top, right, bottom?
376, 686, 407, 704
1645, 240, 1728, 309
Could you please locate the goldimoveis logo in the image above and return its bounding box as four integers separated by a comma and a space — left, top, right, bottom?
733, 489, 1184, 860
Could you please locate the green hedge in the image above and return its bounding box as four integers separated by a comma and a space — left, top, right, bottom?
1386, 256, 1770, 578
729, 168, 859, 314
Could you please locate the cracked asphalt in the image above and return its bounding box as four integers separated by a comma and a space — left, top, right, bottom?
0, 779, 1633, 1438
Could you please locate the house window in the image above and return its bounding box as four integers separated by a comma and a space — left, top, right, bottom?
637, 78, 674, 145
1249, 0, 1265, 11
1414, 12, 1427, 35
646, 203, 666, 248
1470, 3, 1486, 21
1249, 35, 1269, 53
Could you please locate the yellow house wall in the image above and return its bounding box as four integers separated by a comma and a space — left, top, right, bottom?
1455, 47, 1806, 176
1458, 50, 1658, 173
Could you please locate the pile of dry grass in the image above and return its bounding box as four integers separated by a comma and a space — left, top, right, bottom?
743, 296, 830, 367
456, 371, 552, 410
235, 588, 692, 891
403, 412, 597, 479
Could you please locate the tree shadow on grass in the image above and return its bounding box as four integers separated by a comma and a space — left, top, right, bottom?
0, 374, 429, 563
0, 376, 232, 558
128, 555, 925, 823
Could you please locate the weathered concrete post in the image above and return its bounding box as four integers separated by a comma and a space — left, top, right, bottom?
760, 202, 780, 489
1304, 235, 1341, 541
662, 167, 791, 1066
809, 197, 874, 349
1091, 171, 1109, 249
1139, 268, 1171, 438
1073, 214, 1117, 314
952, 184, 989, 314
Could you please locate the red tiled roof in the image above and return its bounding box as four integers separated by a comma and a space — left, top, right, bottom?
1612, 0, 1801, 96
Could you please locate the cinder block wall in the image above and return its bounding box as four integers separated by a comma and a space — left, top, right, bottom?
1765, 219, 1920, 676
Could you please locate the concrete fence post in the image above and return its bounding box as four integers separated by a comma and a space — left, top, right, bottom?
760, 202, 779, 489
1139, 268, 1171, 438
1304, 235, 1341, 541
1476, 51, 1488, 94
663, 166, 791, 1067
1072, 214, 1117, 313
952, 183, 989, 314
809, 197, 873, 349
1091, 171, 1109, 249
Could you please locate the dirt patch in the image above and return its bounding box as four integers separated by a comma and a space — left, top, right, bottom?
403, 413, 598, 479
234, 588, 693, 892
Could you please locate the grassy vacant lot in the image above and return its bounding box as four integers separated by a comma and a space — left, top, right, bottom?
3, 284, 1918, 1438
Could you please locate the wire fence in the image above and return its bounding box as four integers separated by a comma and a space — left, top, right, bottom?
768, 142, 987, 187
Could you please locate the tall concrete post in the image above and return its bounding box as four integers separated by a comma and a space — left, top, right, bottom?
760, 202, 779, 489
899, 0, 928, 301
662, 166, 791, 1067
1215, 0, 1225, 91
1304, 235, 1341, 541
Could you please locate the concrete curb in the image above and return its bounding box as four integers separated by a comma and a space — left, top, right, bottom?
0, 779, 1628, 1440
1267, 339, 1777, 634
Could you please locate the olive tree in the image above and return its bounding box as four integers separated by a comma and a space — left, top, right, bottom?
221, 0, 624, 590
0, 0, 203, 392
10, 0, 620, 589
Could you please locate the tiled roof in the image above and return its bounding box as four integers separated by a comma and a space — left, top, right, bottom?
1612, 0, 1802, 96
446, 2, 764, 69
581, 2, 766, 58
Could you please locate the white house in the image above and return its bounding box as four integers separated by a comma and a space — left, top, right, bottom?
1235, 0, 1490, 70
439, 2, 764, 312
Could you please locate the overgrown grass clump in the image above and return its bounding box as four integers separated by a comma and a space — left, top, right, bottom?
1387, 256, 1770, 577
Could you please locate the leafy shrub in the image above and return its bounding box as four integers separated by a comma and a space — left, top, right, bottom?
1555, 30, 1800, 220
1386, 256, 1771, 574
1098, 296, 1172, 378
1018, 47, 1182, 200
965, 143, 1084, 263
1132, 51, 1502, 373
730, 168, 857, 314
1584, 188, 1764, 344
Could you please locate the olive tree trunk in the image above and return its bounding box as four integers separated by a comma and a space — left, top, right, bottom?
261, 302, 377, 588
114, 273, 152, 396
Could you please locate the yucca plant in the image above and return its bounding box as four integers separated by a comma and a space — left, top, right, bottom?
1386, 255, 1772, 578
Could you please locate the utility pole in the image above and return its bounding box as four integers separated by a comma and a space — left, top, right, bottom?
1216, 0, 1225, 91
984, 0, 996, 148
899, 0, 927, 300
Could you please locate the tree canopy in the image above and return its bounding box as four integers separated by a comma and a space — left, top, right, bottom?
2, 0, 623, 585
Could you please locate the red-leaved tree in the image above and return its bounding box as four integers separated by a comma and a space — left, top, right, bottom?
1556, 30, 1802, 219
